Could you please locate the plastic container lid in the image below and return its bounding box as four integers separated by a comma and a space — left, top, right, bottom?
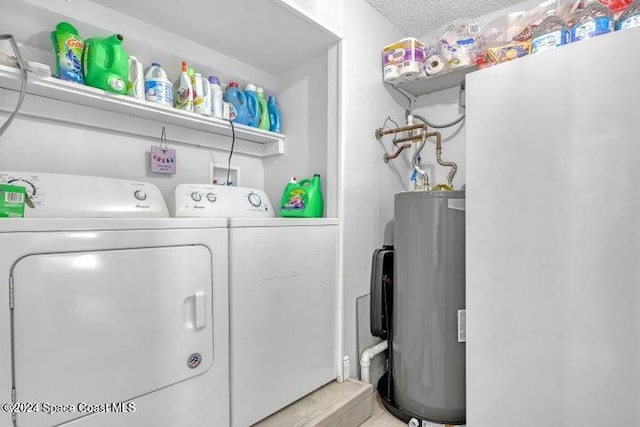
180, 61, 188, 72
256, 86, 265, 94
245, 83, 257, 91
268, 95, 277, 102
56, 22, 79, 33
208, 76, 220, 85
151, 62, 161, 67
229, 82, 239, 88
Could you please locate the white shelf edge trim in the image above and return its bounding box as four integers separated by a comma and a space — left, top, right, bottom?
0, 65, 285, 158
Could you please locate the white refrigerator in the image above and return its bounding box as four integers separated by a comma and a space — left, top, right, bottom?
466, 28, 640, 426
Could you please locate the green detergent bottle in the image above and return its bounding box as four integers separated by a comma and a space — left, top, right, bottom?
51, 22, 84, 84
256, 87, 270, 130
279, 174, 324, 218
82, 34, 128, 94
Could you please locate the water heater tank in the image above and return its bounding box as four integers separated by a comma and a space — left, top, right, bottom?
392, 190, 465, 424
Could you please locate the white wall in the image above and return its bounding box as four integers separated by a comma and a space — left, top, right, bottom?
284, 0, 344, 35
263, 53, 329, 212
0, 107, 264, 202
340, 0, 405, 379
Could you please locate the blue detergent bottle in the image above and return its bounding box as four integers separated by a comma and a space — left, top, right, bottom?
268, 95, 281, 133
223, 82, 250, 125
244, 83, 260, 127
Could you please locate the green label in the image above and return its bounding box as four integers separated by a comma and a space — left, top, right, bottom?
281, 189, 307, 210
0, 184, 26, 218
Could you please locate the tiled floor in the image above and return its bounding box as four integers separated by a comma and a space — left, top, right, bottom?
360, 392, 406, 426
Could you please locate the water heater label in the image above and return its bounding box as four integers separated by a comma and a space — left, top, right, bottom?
458, 309, 466, 343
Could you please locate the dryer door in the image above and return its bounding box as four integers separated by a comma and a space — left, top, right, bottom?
10, 245, 214, 427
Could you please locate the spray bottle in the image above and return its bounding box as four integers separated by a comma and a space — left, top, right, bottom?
174, 61, 193, 111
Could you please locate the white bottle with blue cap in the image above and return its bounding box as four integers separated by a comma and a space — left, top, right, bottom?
144, 62, 173, 107
208, 76, 224, 119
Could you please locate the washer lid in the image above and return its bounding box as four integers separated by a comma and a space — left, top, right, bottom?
0, 171, 169, 218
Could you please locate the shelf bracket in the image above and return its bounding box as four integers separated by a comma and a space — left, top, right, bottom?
387, 82, 416, 114
262, 138, 285, 157
459, 81, 466, 110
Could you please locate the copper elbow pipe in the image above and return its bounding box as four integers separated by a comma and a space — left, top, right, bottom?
433, 133, 458, 188
392, 134, 424, 145
375, 123, 427, 139
384, 143, 412, 163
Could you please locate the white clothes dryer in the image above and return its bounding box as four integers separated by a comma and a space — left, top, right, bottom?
174, 184, 338, 427
0, 172, 229, 427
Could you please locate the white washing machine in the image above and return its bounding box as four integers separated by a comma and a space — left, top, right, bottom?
174, 184, 338, 427
0, 172, 229, 427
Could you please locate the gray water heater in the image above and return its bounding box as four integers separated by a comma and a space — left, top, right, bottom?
392, 190, 465, 424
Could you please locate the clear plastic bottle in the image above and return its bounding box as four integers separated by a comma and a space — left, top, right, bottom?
616, 0, 640, 30
570, 0, 614, 43
531, 9, 569, 54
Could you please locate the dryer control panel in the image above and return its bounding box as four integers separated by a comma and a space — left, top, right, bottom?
174, 184, 275, 218
0, 171, 169, 218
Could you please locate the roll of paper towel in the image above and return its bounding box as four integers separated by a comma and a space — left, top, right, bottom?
384, 64, 401, 83
383, 37, 426, 83
425, 55, 445, 76
399, 61, 423, 81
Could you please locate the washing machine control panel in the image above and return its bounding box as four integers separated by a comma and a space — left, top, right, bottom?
0, 171, 169, 218
174, 184, 275, 218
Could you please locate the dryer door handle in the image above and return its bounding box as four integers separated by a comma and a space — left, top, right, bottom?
194, 291, 206, 330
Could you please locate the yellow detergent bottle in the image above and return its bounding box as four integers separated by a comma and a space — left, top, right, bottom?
279, 174, 324, 218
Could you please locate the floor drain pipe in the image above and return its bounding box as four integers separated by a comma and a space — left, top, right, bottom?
360, 340, 388, 384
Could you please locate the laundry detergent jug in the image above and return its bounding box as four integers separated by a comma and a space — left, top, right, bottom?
279, 174, 324, 218
82, 34, 128, 94
51, 22, 84, 84
256, 86, 270, 130
223, 82, 250, 125
244, 83, 260, 127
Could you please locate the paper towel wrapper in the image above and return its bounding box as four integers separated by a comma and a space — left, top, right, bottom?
383, 37, 426, 83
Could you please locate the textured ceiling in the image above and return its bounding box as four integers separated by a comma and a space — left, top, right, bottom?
365, 0, 526, 36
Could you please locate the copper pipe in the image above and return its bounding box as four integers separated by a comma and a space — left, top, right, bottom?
384, 143, 411, 163
375, 123, 426, 139
434, 134, 458, 188
392, 134, 424, 145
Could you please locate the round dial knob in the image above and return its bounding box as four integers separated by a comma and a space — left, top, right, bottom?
247, 192, 262, 207
134, 190, 147, 201
191, 192, 202, 202
206, 193, 217, 203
